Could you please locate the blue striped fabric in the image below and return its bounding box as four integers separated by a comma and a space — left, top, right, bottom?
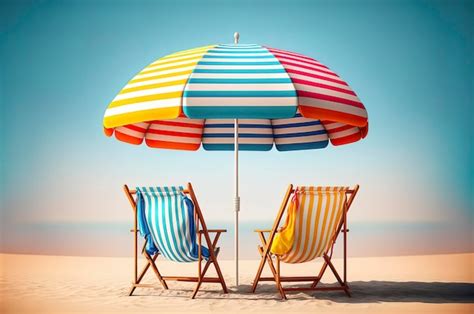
202, 119, 273, 151
271, 113, 329, 151
183, 44, 298, 119
136, 186, 210, 262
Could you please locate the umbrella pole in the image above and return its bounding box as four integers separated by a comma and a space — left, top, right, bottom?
234, 118, 240, 287
233, 32, 240, 288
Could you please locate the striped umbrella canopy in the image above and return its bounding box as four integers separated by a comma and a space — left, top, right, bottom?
103, 34, 368, 286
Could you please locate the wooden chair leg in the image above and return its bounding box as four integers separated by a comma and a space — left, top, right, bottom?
324, 254, 350, 297
207, 256, 227, 294
310, 260, 328, 288
191, 277, 203, 299
257, 238, 286, 299
251, 253, 267, 293
344, 285, 352, 297
342, 203, 350, 297
129, 252, 169, 295
144, 251, 168, 290
252, 231, 272, 293
128, 254, 155, 296
207, 231, 228, 294
191, 232, 203, 299
198, 232, 219, 281
192, 231, 227, 298
211, 253, 228, 293
275, 256, 287, 300
128, 286, 137, 296
191, 256, 216, 298
257, 246, 286, 297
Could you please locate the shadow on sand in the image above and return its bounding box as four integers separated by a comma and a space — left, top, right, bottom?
240, 281, 474, 303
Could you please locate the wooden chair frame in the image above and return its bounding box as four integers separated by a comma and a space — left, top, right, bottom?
124, 182, 228, 299
251, 184, 359, 299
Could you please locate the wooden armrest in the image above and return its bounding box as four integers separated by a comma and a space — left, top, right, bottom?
198, 229, 227, 233
254, 229, 272, 233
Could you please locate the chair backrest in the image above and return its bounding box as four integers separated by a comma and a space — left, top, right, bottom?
280, 186, 350, 264
136, 186, 200, 262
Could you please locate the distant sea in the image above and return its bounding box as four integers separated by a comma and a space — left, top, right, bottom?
2, 220, 472, 259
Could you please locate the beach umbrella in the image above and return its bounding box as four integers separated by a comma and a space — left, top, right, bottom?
102, 33, 369, 286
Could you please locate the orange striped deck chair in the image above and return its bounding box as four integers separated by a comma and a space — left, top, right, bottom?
251, 184, 359, 299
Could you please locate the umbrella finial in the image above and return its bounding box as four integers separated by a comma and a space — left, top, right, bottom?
234, 32, 239, 44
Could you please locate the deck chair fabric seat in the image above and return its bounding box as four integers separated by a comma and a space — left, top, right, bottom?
252, 184, 359, 300
136, 186, 210, 262
271, 186, 349, 263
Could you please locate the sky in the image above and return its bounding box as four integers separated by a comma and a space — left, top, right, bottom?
0, 0, 472, 259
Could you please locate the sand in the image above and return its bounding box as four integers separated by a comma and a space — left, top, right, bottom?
1, 253, 473, 313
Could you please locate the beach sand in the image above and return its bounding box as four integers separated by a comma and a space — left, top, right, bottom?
1, 253, 473, 313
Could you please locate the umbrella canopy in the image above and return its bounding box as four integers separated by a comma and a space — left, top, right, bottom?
104, 43, 368, 149
103, 38, 368, 286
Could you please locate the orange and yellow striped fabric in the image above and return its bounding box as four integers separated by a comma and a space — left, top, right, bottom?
272, 186, 349, 264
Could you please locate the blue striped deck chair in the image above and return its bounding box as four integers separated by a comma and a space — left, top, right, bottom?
123, 183, 228, 299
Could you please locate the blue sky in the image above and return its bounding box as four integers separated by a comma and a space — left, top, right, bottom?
0, 0, 472, 258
